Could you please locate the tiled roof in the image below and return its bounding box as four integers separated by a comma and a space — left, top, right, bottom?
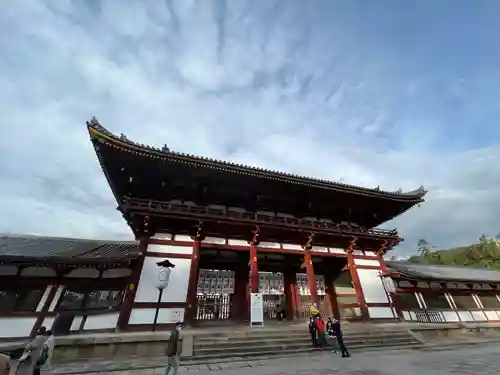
86, 118, 427, 201
386, 261, 500, 283
0, 234, 140, 262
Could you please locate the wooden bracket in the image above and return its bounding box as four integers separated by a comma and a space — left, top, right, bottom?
304, 232, 315, 250
193, 221, 204, 241
377, 239, 391, 256
346, 236, 357, 254
250, 226, 260, 246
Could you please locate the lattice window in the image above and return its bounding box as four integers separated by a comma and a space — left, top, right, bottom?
84, 290, 124, 309
57, 289, 125, 311
57, 290, 86, 310
0, 289, 44, 313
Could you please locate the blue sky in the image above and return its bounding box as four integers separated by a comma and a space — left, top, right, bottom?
1, 0, 500, 257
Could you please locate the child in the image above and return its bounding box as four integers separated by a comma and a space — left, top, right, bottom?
315, 316, 327, 348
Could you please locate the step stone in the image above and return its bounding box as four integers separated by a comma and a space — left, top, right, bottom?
194, 337, 419, 356
194, 332, 417, 347
194, 336, 419, 352
195, 332, 411, 345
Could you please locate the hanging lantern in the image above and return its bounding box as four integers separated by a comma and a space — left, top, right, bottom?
156, 259, 175, 290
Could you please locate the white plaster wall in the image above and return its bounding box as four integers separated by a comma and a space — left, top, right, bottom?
357, 269, 390, 303
368, 307, 394, 319
135, 257, 192, 303
442, 311, 460, 322
48, 286, 65, 311
157, 308, 185, 324
457, 310, 475, 322
283, 243, 302, 250
259, 242, 281, 249
172, 235, 193, 242
71, 316, 83, 331
147, 244, 193, 255
84, 312, 119, 330
310, 246, 328, 253
402, 311, 411, 320
227, 239, 248, 246
129, 308, 156, 324
485, 310, 500, 321
36, 285, 54, 312
0, 317, 36, 338
470, 310, 487, 321
328, 248, 345, 254
354, 259, 380, 267
203, 237, 226, 245
151, 233, 173, 240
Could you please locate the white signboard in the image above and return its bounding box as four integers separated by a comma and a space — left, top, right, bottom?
250, 293, 264, 327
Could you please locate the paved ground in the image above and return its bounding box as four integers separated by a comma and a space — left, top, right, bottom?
57, 344, 500, 375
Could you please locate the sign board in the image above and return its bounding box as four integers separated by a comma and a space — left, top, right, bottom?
250, 293, 264, 328
171, 308, 183, 323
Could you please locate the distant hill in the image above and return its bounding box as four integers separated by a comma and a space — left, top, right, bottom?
406, 235, 500, 269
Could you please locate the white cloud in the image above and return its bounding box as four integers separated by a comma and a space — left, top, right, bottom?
1, 1, 499, 257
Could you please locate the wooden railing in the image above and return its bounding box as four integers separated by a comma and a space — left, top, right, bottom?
123, 197, 400, 239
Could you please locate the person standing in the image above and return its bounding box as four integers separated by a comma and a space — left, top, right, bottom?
34, 330, 55, 375
332, 318, 350, 358
326, 318, 339, 354
315, 316, 327, 348
310, 304, 320, 319
15, 326, 48, 375
165, 322, 184, 375
307, 316, 317, 348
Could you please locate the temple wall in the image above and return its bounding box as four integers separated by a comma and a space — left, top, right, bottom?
0, 317, 37, 338
356, 258, 396, 319
152, 233, 376, 256
129, 240, 192, 326
145, 233, 393, 322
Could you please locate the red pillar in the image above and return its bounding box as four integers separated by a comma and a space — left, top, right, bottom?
117, 236, 148, 330
304, 251, 318, 305
346, 251, 369, 320
184, 240, 201, 325
249, 244, 259, 293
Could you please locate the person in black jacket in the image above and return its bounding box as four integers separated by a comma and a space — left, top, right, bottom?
165, 322, 184, 375
331, 318, 350, 358
308, 316, 317, 348
326, 318, 339, 354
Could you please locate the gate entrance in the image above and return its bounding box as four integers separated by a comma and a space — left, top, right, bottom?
195, 293, 232, 321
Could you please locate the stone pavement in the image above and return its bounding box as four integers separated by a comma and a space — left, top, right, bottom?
57, 344, 500, 375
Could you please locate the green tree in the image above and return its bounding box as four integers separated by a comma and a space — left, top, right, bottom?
417, 239, 431, 258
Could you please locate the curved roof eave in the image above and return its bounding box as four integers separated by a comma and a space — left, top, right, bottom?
86, 118, 428, 202
386, 261, 500, 284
